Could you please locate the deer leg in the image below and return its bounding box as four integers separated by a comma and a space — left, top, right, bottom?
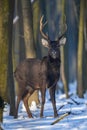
14, 96, 21, 118
49, 85, 58, 117
40, 88, 46, 118
23, 93, 32, 118
22, 88, 34, 118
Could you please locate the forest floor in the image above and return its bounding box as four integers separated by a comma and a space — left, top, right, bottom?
1, 81, 87, 130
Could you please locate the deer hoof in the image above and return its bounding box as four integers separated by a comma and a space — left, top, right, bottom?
40, 114, 43, 118
14, 115, 18, 118
28, 114, 33, 118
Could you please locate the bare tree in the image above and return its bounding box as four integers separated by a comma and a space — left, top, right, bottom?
56, 0, 68, 98
83, 0, 87, 92
77, 0, 84, 97
7, 0, 15, 116
32, 0, 41, 58
0, 0, 15, 121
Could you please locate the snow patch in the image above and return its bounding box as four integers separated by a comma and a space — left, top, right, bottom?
30, 101, 37, 111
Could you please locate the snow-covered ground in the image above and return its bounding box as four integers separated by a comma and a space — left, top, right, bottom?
1, 81, 87, 130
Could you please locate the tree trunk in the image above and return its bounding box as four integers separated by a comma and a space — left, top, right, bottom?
21, 0, 39, 106
13, 0, 20, 67
83, 0, 87, 92
32, 0, 41, 58
0, 0, 9, 122
77, 0, 84, 98
61, 0, 69, 98
22, 0, 36, 58
56, 0, 69, 98
7, 0, 15, 116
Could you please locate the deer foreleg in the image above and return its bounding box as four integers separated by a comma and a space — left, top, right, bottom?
49, 85, 58, 117
40, 88, 46, 117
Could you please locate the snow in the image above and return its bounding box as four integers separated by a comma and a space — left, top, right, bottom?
1, 81, 87, 130
13, 16, 19, 24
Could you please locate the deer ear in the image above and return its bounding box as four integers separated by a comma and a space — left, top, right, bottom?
41, 38, 49, 48
59, 37, 66, 45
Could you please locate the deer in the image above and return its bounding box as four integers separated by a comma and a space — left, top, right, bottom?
14, 15, 67, 118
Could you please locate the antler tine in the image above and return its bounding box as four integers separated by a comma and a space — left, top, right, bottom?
58, 24, 67, 40
58, 14, 67, 40
40, 15, 49, 40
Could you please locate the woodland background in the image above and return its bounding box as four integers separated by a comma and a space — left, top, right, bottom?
0, 0, 87, 122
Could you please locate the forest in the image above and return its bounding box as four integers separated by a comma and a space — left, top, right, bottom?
0, 0, 87, 126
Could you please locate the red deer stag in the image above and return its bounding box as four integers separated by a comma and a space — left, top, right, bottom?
14, 15, 67, 118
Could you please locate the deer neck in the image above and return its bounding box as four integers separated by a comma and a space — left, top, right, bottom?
47, 55, 60, 65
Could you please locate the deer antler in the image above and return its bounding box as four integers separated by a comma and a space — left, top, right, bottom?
58, 24, 67, 40
58, 15, 67, 40
40, 15, 49, 40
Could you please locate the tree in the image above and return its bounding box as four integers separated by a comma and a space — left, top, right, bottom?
39, 0, 48, 57
83, 0, 87, 92
32, 0, 41, 58
61, 0, 68, 98
0, 0, 9, 122
77, 0, 84, 97
7, 0, 15, 116
56, 0, 68, 98
22, 0, 36, 58
0, 0, 15, 121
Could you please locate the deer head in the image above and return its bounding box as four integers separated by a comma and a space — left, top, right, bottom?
40, 15, 67, 59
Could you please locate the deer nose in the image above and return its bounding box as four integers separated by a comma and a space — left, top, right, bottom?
51, 50, 57, 59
